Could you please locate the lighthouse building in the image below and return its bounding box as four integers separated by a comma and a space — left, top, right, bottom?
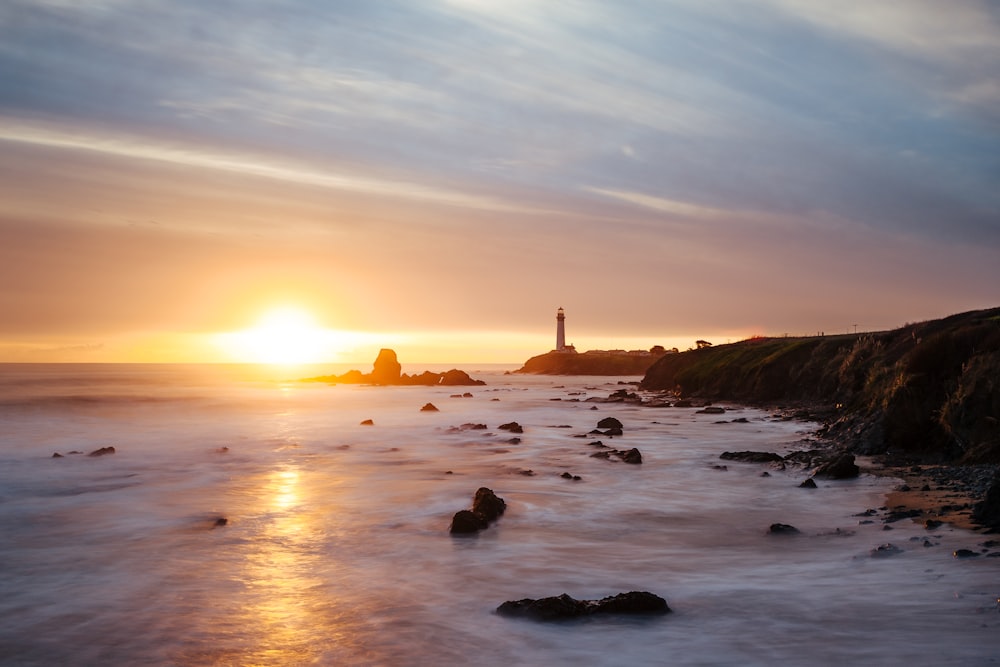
555, 307, 577, 353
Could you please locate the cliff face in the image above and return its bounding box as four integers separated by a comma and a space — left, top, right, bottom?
515, 351, 663, 376
640, 308, 1000, 463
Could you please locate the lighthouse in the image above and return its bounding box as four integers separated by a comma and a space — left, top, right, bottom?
556, 307, 566, 351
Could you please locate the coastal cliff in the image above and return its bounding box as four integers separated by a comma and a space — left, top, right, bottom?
515, 350, 665, 375
640, 307, 1000, 464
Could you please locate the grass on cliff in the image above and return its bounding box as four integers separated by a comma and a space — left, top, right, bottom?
641, 307, 1000, 463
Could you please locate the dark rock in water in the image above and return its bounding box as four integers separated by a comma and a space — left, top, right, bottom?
498, 422, 523, 433
870, 543, 903, 558
720, 451, 784, 463
506, 437, 522, 445
472, 487, 506, 521
924, 519, 942, 530
360, 419, 374, 426
799, 478, 818, 488
420, 403, 439, 412
768, 523, 800, 535
697, 406, 726, 414
814, 453, 860, 479
51, 452, 63, 458
732, 417, 750, 423
953, 549, 980, 558
88, 446, 116, 457
674, 399, 693, 408
620, 448, 643, 464
440, 369, 486, 386
597, 417, 623, 430
760, 471, 771, 477
561, 472, 582, 481
371, 348, 402, 385
590, 451, 611, 460
449, 509, 488, 534
496, 591, 670, 621
517, 469, 535, 476
972, 472, 1000, 530
602, 427, 624, 437
213, 517, 228, 528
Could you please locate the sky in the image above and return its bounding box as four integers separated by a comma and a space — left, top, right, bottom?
1, 0, 998, 364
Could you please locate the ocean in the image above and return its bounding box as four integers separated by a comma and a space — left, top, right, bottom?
0, 364, 997, 666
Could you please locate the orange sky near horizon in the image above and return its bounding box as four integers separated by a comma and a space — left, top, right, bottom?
1, 2, 998, 364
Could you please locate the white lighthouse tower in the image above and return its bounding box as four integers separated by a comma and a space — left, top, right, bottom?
556, 307, 566, 351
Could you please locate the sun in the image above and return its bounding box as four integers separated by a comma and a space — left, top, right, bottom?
223, 306, 337, 365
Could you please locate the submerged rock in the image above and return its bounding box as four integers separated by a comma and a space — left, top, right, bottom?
720, 451, 784, 463
768, 523, 800, 535
496, 591, 670, 621
869, 543, 903, 558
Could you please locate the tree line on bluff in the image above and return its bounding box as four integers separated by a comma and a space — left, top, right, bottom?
640, 307, 1000, 464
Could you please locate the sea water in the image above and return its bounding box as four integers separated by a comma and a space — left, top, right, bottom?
0, 364, 997, 666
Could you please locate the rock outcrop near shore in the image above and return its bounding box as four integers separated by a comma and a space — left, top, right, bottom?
497, 591, 670, 621
515, 351, 664, 375
640, 307, 1000, 464
302, 349, 486, 386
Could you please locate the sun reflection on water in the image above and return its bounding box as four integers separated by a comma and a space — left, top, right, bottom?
229, 465, 334, 665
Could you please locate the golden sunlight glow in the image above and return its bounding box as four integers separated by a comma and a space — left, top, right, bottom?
215, 306, 350, 364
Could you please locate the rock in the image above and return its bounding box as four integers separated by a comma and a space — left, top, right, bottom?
440, 369, 486, 386
213, 517, 228, 527
732, 417, 749, 423
420, 403, 439, 412
972, 472, 1000, 530
449, 509, 488, 534
814, 453, 860, 479
603, 427, 623, 437
87, 446, 116, 457
953, 549, 980, 558
620, 448, 643, 464
498, 422, 523, 433
720, 451, 784, 463
371, 348, 402, 385
768, 523, 800, 535
697, 406, 726, 414
496, 591, 670, 621
799, 478, 817, 488
597, 417, 623, 430
360, 419, 374, 426
51, 452, 63, 458
869, 543, 903, 558
471, 487, 506, 521
924, 519, 942, 530
673, 399, 693, 408
760, 471, 771, 477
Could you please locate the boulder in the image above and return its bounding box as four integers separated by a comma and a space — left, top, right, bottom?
799, 478, 818, 488
420, 403, 439, 412
697, 406, 726, 414
597, 417, 623, 430
814, 453, 860, 479
620, 448, 643, 464
498, 422, 523, 434
360, 419, 374, 426
720, 451, 784, 463
768, 523, 800, 535
496, 591, 670, 621
371, 348, 402, 385
440, 369, 486, 386
972, 471, 1000, 530
449, 510, 488, 534
472, 487, 507, 521
869, 543, 903, 558
87, 446, 116, 457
